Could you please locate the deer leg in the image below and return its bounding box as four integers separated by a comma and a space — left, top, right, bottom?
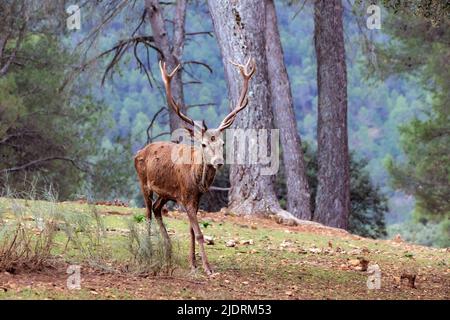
186, 208, 213, 275
189, 226, 197, 271
138, 181, 152, 221
137, 182, 153, 236
153, 197, 171, 261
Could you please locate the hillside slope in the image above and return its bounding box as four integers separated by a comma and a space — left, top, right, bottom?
0, 197, 448, 300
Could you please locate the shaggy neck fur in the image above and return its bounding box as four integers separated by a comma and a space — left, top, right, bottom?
192, 147, 217, 193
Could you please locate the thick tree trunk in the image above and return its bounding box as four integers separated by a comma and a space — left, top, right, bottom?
145, 0, 187, 132
207, 0, 281, 215
313, 0, 350, 229
265, 0, 312, 220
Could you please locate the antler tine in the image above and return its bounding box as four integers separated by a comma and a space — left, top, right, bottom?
228, 57, 256, 78
218, 57, 256, 131
159, 60, 196, 128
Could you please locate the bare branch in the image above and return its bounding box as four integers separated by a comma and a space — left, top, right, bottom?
132, 8, 147, 37
149, 131, 170, 142
183, 60, 213, 73
60, 36, 161, 90
76, 0, 129, 51
1, 157, 89, 174
146, 107, 167, 144
0, 130, 37, 145
186, 31, 213, 37
291, 0, 308, 21
183, 80, 202, 85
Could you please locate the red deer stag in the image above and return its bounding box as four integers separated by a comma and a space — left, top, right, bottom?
134, 58, 256, 275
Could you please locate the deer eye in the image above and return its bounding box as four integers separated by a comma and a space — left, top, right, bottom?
210, 136, 216, 142
202, 143, 207, 148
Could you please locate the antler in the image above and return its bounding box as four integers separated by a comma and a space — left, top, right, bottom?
218, 57, 256, 131
159, 61, 197, 130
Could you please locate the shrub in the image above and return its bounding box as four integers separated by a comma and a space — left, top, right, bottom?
0, 194, 59, 272
126, 220, 180, 276
0, 179, 182, 275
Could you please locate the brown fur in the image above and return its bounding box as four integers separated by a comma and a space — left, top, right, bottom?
134, 141, 217, 274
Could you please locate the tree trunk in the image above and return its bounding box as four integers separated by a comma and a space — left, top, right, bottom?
207, 0, 281, 215
313, 0, 350, 229
145, 0, 187, 132
265, 0, 312, 220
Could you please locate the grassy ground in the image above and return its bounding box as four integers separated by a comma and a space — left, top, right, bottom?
0, 197, 448, 300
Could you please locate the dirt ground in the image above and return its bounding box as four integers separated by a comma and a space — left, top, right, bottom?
0, 203, 449, 300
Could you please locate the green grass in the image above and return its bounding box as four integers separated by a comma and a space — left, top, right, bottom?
0, 197, 448, 300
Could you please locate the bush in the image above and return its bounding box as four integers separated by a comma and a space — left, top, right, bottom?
387, 217, 450, 248
126, 220, 180, 275
0, 179, 182, 275
0, 191, 60, 272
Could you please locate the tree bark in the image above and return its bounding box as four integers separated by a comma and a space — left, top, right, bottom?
145, 0, 187, 132
265, 0, 312, 220
0, 1, 27, 77
207, 0, 281, 216
313, 0, 350, 229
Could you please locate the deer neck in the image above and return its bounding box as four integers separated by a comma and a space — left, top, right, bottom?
192, 147, 216, 193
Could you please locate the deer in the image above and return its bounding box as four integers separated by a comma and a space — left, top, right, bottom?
134, 57, 256, 275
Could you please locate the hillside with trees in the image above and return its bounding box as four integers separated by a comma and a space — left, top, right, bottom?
0, 0, 448, 303
0, 1, 448, 254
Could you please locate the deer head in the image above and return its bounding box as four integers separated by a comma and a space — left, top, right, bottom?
159, 58, 256, 170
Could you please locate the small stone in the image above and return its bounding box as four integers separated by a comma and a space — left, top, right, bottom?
225, 240, 236, 247
280, 240, 293, 248
240, 239, 254, 245
204, 236, 214, 245
348, 259, 361, 267
349, 249, 362, 255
